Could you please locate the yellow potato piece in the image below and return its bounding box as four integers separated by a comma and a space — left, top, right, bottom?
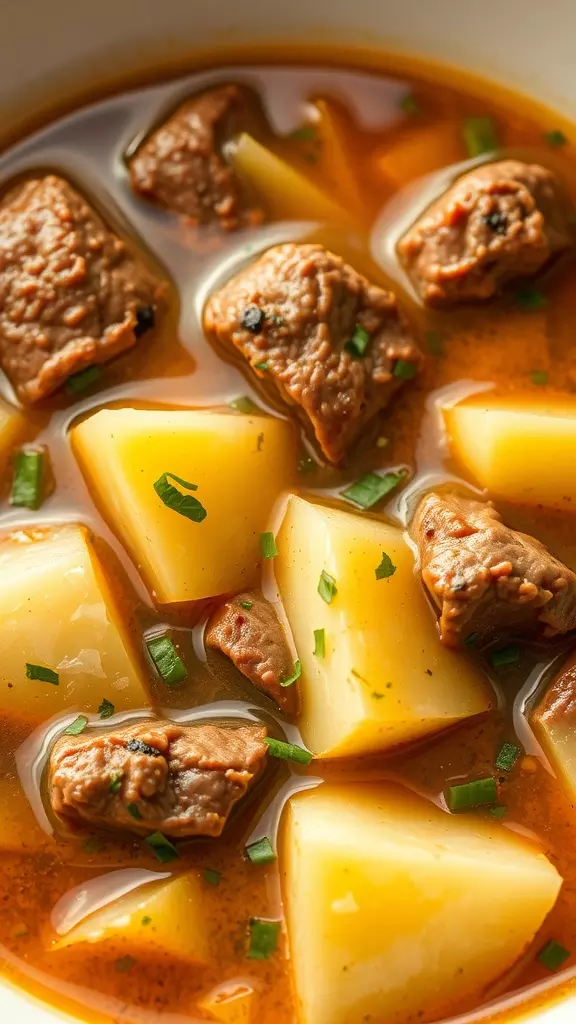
0, 525, 147, 721
275, 496, 491, 757
230, 133, 352, 224
51, 874, 209, 964
0, 778, 48, 853
73, 409, 296, 604
198, 982, 255, 1023
371, 121, 465, 190
444, 396, 576, 510
284, 783, 562, 1024
533, 655, 576, 800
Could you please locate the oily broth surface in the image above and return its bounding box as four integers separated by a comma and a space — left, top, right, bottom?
1, 59, 576, 1024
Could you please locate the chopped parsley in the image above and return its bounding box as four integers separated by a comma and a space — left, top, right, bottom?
297, 455, 316, 474
127, 803, 143, 820
66, 366, 102, 395
260, 531, 278, 559
495, 742, 521, 772
464, 633, 478, 647
203, 868, 221, 886
375, 552, 397, 580
318, 570, 337, 604
141, 916, 152, 926
344, 324, 371, 358
247, 918, 281, 959
115, 955, 136, 973
264, 737, 313, 766
289, 125, 317, 142
530, 370, 549, 385
229, 396, 259, 414
238, 600, 253, 610
538, 940, 570, 972
64, 715, 89, 736
490, 645, 520, 669
516, 286, 548, 311
463, 116, 499, 157
544, 129, 568, 147
313, 628, 326, 658
11, 450, 45, 510
26, 663, 59, 685
255, 361, 269, 371
83, 836, 102, 853
425, 330, 443, 356
246, 837, 276, 865
489, 805, 507, 820
153, 472, 207, 523
393, 359, 417, 380
109, 772, 123, 794
146, 634, 187, 687
98, 698, 115, 719
281, 660, 302, 688
447, 777, 498, 811
341, 470, 404, 509
145, 831, 178, 864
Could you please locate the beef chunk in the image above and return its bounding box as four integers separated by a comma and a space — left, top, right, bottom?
398, 160, 572, 306
413, 492, 576, 647
204, 243, 421, 463
129, 84, 260, 230
49, 720, 268, 838
206, 590, 297, 714
0, 175, 163, 402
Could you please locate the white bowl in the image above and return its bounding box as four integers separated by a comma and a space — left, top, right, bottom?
1, 1, 575, 1022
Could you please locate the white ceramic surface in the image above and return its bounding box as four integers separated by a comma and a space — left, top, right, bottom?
1, 1, 575, 1022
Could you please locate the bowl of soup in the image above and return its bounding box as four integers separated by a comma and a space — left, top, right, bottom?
1, 3, 576, 1024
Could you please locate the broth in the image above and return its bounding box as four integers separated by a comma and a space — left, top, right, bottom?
0, 51, 575, 1024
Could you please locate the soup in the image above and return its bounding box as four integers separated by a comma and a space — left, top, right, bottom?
1, 49, 576, 1024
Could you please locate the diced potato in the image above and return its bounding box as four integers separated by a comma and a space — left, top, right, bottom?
0, 525, 147, 720
284, 783, 562, 1024
0, 779, 48, 853
533, 654, 576, 800
310, 100, 365, 216
371, 121, 465, 190
275, 496, 491, 757
444, 396, 576, 509
198, 982, 255, 1023
73, 409, 296, 604
231, 133, 353, 224
51, 874, 209, 964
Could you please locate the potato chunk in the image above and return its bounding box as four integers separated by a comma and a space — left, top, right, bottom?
275, 496, 490, 757
444, 397, 576, 510
73, 409, 296, 603
284, 783, 561, 1024
533, 653, 576, 800
0, 525, 147, 720
51, 873, 209, 964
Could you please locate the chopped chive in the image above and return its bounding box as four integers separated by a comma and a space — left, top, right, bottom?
281, 660, 301, 688
229, 395, 259, 414
400, 94, 421, 116
98, 697, 115, 719
344, 324, 371, 358
238, 600, 253, 610
495, 742, 521, 772
115, 955, 136, 973
26, 663, 59, 685
313, 628, 326, 658
538, 940, 570, 972
464, 632, 478, 647
260, 532, 278, 559
297, 455, 316, 474
153, 472, 207, 523
145, 831, 178, 864
109, 772, 123, 794
516, 286, 547, 311
83, 836, 102, 853
246, 837, 276, 865
146, 634, 187, 687
141, 916, 152, 926
530, 370, 549, 385
393, 359, 417, 381
255, 361, 269, 371
425, 330, 443, 356
11, 450, 45, 510
247, 919, 281, 960
447, 777, 498, 812
489, 805, 507, 819
375, 552, 397, 581
66, 366, 102, 395
264, 737, 313, 766
544, 129, 568, 148
341, 470, 404, 509
490, 645, 520, 669
127, 803, 143, 820
289, 125, 317, 142
203, 868, 221, 886
64, 715, 88, 736
463, 116, 499, 157
318, 570, 337, 604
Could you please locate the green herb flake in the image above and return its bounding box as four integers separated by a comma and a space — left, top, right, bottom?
127, 802, 143, 820
145, 831, 178, 864
115, 955, 136, 973
495, 742, 521, 772
153, 472, 207, 523
281, 659, 301, 688
141, 916, 152, 926
401, 94, 421, 116
264, 737, 313, 766
425, 330, 443, 356
516, 286, 548, 311
238, 600, 253, 610
318, 569, 337, 604
203, 868, 221, 886
463, 116, 499, 157
11, 450, 45, 510
246, 837, 276, 865
83, 836, 102, 853
538, 940, 570, 972
255, 361, 269, 371
98, 697, 115, 719
26, 663, 59, 685
297, 455, 316, 474
341, 470, 404, 509
109, 772, 123, 795
289, 125, 317, 142
372, 692, 385, 700
313, 628, 326, 658
544, 129, 568, 148
375, 552, 397, 581
247, 918, 281, 960
146, 634, 187, 687
344, 324, 371, 358
64, 714, 89, 736
530, 370, 549, 385
229, 396, 259, 414
393, 359, 417, 381
447, 777, 498, 812
489, 805, 507, 820
490, 645, 521, 669
464, 632, 478, 647
260, 531, 278, 559
66, 366, 102, 395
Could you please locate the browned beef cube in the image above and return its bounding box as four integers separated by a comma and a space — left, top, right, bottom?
0, 175, 163, 403
398, 160, 572, 306
129, 84, 261, 230
49, 720, 268, 838
413, 492, 576, 648
206, 590, 298, 714
204, 243, 421, 463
